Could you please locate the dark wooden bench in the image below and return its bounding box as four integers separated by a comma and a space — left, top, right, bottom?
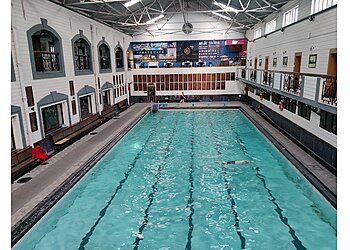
101, 105, 117, 120
51, 113, 101, 149
11, 147, 39, 181
117, 101, 128, 112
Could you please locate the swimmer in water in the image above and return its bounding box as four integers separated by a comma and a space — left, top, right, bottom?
217, 160, 253, 165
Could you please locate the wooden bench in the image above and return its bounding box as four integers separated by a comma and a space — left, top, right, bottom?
117, 101, 128, 112
11, 147, 39, 181
101, 105, 117, 120
51, 113, 101, 149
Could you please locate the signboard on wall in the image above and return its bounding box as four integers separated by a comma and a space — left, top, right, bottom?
176, 41, 199, 61
198, 40, 222, 60
130, 38, 247, 64
131, 42, 176, 61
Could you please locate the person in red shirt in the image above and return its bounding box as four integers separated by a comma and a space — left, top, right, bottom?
32, 145, 49, 164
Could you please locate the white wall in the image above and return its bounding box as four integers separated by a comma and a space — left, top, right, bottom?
246, 0, 313, 41
132, 13, 245, 42
11, 0, 131, 146
241, 3, 337, 148
248, 91, 336, 148
246, 7, 336, 76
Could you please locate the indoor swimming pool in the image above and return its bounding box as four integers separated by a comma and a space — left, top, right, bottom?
14, 110, 336, 250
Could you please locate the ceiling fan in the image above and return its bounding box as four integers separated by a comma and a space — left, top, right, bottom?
181, 0, 193, 34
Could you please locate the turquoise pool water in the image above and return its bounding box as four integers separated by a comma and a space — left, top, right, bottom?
14, 110, 336, 250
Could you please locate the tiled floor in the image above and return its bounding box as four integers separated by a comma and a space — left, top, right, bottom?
11, 101, 336, 229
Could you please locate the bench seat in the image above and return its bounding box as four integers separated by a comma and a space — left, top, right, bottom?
51, 113, 101, 149
11, 147, 39, 181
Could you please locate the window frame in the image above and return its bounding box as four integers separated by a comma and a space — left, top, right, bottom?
115, 44, 124, 72
41, 103, 64, 134
27, 19, 66, 80
297, 102, 311, 121
265, 19, 276, 34
282, 6, 299, 27
11, 55, 16, 82
71, 32, 93, 76
320, 110, 337, 134
25, 86, 35, 107
97, 39, 112, 74
79, 94, 93, 119
254, 27, 262, 39
311, 0, 337, 15
284, 97, 297, 113
29, 112, 38, 132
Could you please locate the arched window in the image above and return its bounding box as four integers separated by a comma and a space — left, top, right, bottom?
27, 19, 65, 79
98, 39, 111, 73
115, 45, 124, 72
71, 31, 93, 75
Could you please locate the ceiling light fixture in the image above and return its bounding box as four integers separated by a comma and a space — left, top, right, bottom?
124, 0, 141, 8
213, 1, 240, 13
211, 11, 232, 21
146, 14, 164, 24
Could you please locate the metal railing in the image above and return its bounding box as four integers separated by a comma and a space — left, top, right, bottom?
321, 77, 337, 105
283, 72, 301, 95
34, 51, 60, 72
237, 68, 337, 107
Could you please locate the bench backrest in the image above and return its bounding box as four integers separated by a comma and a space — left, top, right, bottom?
11, 147, 32, 167
52, 113, 100, 143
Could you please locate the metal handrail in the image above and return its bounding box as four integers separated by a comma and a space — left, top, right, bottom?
244, 68, 336, 79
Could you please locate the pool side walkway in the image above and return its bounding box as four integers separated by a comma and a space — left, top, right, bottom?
11, 101, 337, 229
11, 103, 150, 227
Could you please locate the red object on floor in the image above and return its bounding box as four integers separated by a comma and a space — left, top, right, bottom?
32, 146, 48, 161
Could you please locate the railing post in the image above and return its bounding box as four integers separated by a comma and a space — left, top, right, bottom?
279, 73, 283, 90
315, 78, 321, 102
300, 75, 305, 97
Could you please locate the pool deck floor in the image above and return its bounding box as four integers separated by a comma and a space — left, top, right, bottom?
11, 101, 337, 231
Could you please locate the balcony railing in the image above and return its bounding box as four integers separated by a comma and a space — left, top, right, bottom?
34, 51, 60, 72
237, 68, 337, 108
283, 73, 301, 95
321, 76, 337, 105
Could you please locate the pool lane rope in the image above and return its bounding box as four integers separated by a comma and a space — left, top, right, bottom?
185, 112, 195, 250
207, 116, 246, 250
133, 115, 179, 249
78, 115, 165, 250
222, 113, 307, 250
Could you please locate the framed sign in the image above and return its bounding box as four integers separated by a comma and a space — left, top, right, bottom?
273, 57, 277, 67
282, 56, 288, 67
308, 54, 317, 68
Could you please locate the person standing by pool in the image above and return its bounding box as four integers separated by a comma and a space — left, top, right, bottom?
180, 92, 186, 103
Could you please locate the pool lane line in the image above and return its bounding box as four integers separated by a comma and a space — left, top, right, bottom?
78, 115, 165, 250
222, 115, 307, 250
207, 116, 246, 250
133, 115, 179, 250
185, 112, 195, 250
254, 168, 307, 250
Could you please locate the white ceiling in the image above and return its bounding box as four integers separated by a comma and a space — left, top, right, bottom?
49, 0, 291, 37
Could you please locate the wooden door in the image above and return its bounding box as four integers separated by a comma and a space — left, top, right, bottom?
325, 48, 337, 99
327, 48, 337, 76
254, 57, 257, 69
294, 52, 302, 73
265, 57, 269, 71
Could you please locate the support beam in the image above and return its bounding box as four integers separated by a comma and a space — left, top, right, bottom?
260, 0, 278, 11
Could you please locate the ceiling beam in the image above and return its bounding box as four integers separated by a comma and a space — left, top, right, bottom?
260, 0, 278, 11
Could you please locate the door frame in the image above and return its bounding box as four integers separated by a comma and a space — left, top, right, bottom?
294, 52, 302, 73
